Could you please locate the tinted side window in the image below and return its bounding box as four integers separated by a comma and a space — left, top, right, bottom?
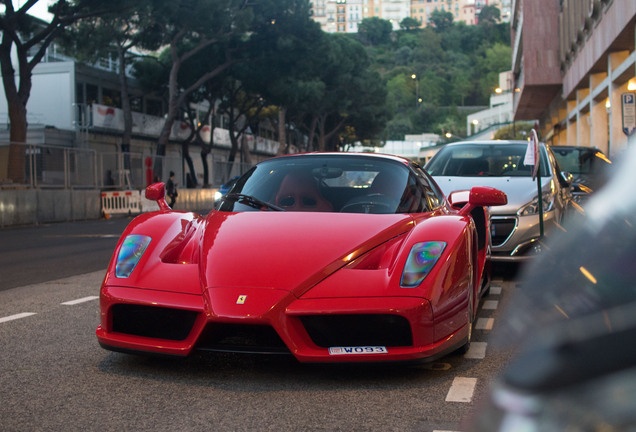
409, 164, 445, 211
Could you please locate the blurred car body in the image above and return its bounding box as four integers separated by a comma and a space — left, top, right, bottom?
426, 140, 574, 262
551, 145, 612, 205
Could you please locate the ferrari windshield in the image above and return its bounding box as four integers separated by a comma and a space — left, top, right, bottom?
217, 154, 444, 214
426, 143, 550, 178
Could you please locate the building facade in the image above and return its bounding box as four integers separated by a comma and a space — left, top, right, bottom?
312, 0, 512, 32
512, 0, 636, 158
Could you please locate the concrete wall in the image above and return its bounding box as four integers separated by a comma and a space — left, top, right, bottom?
0, 189, 101, 227
0, 188, 218, 227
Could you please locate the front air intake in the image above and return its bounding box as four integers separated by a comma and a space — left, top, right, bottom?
111, 304, 198, 341
300, 314, 413, 347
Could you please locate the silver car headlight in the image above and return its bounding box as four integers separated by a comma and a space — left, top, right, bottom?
517, 191, 554, 216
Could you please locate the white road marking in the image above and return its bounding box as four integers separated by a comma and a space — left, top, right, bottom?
475, 317, 494, 330
489, 285, 502, 295
464, 341, 487, 359
446, 377, 477, 402
0, 312, 37, 323
482, 299, 499, 310
61, 296, 99, 305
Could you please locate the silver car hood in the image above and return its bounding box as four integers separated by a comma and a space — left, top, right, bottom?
433, 176, 553, 215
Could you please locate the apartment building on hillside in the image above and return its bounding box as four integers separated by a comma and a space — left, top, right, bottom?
312, 0, 511, 33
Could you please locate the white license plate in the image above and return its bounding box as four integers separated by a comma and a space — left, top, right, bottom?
328, 346, 388, 355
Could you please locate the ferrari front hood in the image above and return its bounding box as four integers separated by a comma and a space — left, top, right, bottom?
201, 211, 414, 295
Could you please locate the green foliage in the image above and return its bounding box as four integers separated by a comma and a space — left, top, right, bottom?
357, 17, 393, 45
428, 10, 453, 32
479, 6, 501, 25
493, 122, 535, 140
400, 17, 420, 31
361, 7, 511, 140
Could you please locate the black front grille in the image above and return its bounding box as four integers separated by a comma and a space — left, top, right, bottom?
300, 314, 412, 347
491, 217, 516, 246
111, 304, 198, 341
196, 323, 290, 354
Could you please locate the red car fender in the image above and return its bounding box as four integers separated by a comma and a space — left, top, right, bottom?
105, 211, 205, 294
396, 214, 476, 344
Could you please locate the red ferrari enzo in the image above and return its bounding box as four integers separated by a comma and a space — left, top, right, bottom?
96, 153, 506, 362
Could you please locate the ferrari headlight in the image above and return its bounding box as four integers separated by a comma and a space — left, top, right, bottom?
400, 241, 446, 288
517, 191, 554, 216
115, 235, 151, 278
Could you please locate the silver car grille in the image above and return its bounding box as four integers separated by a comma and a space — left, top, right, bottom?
491, 216, 517, 247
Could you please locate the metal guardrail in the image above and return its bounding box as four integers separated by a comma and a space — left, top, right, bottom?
1, 142, 98, 189
1, 142, 254, 190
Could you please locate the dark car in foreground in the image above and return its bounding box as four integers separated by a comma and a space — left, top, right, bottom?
97, 152, 507, 363
465, 143, 636, 432
426, 140, 574, 262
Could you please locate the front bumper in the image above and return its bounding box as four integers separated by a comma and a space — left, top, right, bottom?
96, 285, 466, 363
490, 211, 559, 262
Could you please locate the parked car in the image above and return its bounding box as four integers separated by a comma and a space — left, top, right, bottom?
465, 143, 636, 432
426, 140, 574, 262
551, 145, 612, 205
96, 152, 507, 363
213, 175, 240, 207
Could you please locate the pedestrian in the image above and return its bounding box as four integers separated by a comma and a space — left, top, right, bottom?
166, 171, 178, 208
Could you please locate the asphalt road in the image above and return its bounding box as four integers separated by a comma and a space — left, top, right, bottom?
0, 218, 520, 431
0, 216, 132, 291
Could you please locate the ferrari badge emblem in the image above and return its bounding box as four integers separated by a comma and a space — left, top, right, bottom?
236, 295, 247, 304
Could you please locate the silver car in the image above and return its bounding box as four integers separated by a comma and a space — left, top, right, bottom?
426, 140, 574, 262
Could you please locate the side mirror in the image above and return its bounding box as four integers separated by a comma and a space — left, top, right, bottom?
561, 171, 574, 185
451, 186, 507, 216
468, 186, 507, 207
145, 182, 171, 210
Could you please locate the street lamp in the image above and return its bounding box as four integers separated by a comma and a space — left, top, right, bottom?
472, 119, 479, 135
411, 74, 419, 107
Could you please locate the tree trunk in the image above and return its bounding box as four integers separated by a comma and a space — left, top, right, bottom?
6, 103, 28, 184
307, 115, 318, 152
117, 46, 132, 151
1, 36, 30, 184
241, 134, 253, 165
276, 107, 287, 155
201, 150, 210, 187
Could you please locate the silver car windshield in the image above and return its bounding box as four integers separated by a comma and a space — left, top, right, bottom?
426, 143, 550, 177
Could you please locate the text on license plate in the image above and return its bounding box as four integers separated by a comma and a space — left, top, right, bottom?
328, 346, 388, 355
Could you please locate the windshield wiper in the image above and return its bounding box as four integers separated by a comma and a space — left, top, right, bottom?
223, 193, 285, 211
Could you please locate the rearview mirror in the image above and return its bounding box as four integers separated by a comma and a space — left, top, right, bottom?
450, 186, 507, 216
145, 182, 171, 210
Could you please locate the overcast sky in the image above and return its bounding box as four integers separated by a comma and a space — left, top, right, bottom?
14, 0, 54, 21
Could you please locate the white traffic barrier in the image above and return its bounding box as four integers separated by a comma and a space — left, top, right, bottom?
101, 190, 141, 217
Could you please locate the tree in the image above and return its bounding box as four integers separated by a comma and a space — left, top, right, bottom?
478, 6, 501, 25
493, 121, 534, 140
428, 10, 453, 32
142, 0, 253, 177
302, 34, 388, 151
357, 17, 393, 46
475, 42, 511, 99
400, 17, 420, 31
60, 1, 160, 155
244, 0, 323, 154
0, 0, 129, 183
